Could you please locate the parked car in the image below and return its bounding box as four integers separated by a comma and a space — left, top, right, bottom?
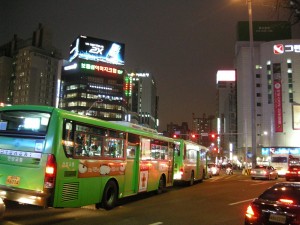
286, 165, 300, 181
208, 163, 220, 176
250, 165, 278, 180
206, 167, 213, 178
245, 182, 300, 225
0, 198, 5, 219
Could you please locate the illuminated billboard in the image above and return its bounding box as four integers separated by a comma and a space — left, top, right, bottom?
216, 70, 236, 83
69, 35, 125, 66
80, 62, 124, 75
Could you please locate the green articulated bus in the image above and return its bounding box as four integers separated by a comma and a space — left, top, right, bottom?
173, 139, 208, 185
0, 105, 175, 209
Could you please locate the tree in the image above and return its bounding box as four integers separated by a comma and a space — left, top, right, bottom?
274, 0, 300, 25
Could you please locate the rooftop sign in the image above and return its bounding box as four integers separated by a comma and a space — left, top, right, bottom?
69, 36, 125, 66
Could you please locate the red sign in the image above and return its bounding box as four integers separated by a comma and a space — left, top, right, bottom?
273, 44, 284, 54
273, 81, 283, 132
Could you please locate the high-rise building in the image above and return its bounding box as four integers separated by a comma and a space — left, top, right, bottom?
192, 113, 215, 146
126, 72, 158, 129
0, 24, 62, 106
235, 21, 300, 163
216, 70, 237, 160
59, 36, 126, 121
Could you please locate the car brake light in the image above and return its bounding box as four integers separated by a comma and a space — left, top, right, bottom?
246, 205, 258, 219
44, 154, 56, 189
278, 198, 294, 205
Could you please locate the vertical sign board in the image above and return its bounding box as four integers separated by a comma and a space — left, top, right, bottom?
273, 63, 283, 132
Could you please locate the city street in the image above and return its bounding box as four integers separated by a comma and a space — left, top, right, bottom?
1, 171, 285, 225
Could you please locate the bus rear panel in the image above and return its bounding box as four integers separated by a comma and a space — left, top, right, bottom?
0, 108, 55, 207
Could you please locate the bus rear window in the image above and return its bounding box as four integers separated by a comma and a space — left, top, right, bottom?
0, 110, 50, 135
271, 157, 288, 163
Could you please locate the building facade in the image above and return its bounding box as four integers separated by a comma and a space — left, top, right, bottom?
216, 70, 237, 160
192, 113, 215, 146
59, 36, 126, 121
0, 24, 62, 107
236, 39, 300, 163
126, 72, 158, 129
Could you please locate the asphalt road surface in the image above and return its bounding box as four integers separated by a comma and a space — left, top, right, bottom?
1, 170, 284, 225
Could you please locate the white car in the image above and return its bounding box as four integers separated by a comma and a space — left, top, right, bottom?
208, 163, 220, 176
0, 198, 5, 219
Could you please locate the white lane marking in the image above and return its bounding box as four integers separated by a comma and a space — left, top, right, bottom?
228, 198, 255, 206
149, 222, 163, 225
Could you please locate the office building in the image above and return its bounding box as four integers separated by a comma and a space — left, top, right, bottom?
0, 24, 62, 106
126, 72, 159, 129
235, 21, 300, 162
59, 36, 126, 121
216, 70, 237, 160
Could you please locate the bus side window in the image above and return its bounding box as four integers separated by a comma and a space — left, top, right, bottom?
62, 121, 74, 157
175, 143, 180, 157
103, 138, 124, 158
127, 147, 136, 158
88, 134, 102, 156
75, 132, 85, 156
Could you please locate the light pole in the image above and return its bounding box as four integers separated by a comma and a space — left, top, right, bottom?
86, 99, 103, 116
247, 0, 257, 167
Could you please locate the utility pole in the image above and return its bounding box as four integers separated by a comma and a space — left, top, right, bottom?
248, 0, 257, 167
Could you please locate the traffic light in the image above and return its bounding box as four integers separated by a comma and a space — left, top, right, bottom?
209, 133, 217, 141
173, 134, 178, 138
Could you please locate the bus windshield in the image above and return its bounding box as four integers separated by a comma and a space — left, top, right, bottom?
271, 156, 288, 163
0, 110, 51, 135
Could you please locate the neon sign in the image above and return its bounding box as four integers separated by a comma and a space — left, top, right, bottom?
124, 76, 133, 97
81, 63, 124, 75
273, 44, 300, 54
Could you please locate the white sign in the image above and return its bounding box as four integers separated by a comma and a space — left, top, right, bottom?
273, 44, 300, 54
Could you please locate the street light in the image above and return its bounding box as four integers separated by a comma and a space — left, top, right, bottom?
247, 0, 257, 167
86, 99, 103, 115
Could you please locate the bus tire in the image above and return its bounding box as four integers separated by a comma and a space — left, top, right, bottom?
157, 175, 166, 194
100, 180, 118, 210
200, 169, 205, 182
189, 171, 195, 186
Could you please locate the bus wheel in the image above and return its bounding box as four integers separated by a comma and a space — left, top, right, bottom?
157, 175, 166, 194
189, 171, 195, 186
100, 180, 118, 210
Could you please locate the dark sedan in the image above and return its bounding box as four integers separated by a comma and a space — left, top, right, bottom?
286, 165, 300, 181
245, 182, 300, 225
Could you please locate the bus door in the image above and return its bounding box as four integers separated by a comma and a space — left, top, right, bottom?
166, 142, 174, 186
196, 150, 200, 179
124, 143, 139, 196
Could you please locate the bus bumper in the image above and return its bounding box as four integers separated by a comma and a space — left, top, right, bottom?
0, 185, 51, 207
0, 197, 5, 219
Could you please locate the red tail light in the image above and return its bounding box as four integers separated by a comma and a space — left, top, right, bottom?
279, 198, 294, 205
44, 154, 56, 189
246, 204, 258, 220
180, 168, 184, 175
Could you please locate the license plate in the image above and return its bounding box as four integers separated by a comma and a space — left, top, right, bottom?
269, 214, 286, 224
6, 176, 20, 186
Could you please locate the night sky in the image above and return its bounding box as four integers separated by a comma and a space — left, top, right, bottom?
1, 0, 299, 131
